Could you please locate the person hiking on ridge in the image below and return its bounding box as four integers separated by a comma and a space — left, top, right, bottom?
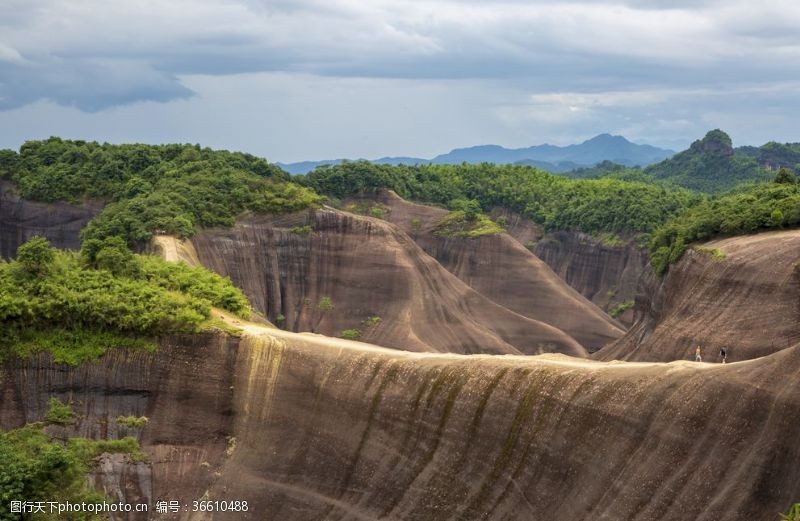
720, 346, 727, 364
695, 346, 702, 362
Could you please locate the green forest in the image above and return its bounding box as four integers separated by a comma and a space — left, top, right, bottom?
4, 135, 800, 278
0, 399, 145, 521
644, 130, 772, 193
649, 168, 799, 273
0, 236, 250, 364
0, 138, 321, 246
301, 161, 700, 235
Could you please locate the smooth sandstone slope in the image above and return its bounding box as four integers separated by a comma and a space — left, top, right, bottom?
597, 230, 800, 362
190, 208, 587, 356
358, 190, 624, 351
2, 321, 799, 521
485, 206, 646, 327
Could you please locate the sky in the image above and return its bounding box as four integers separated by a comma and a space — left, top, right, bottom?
1, 0, 799, 162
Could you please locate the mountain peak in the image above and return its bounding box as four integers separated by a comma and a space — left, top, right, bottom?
583, 133, 630, 145
281, 134, 675, 174
690, 129, 733, 156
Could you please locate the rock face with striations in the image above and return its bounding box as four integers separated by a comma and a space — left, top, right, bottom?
190, 209, 588, 356
0, 180, 103, 258
360, 190, 624, 351
531, 231, 647, 327
2, 327, 799, 521
597, 230, 800, 362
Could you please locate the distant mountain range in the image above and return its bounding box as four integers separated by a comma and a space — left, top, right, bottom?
278, 134, 675, 175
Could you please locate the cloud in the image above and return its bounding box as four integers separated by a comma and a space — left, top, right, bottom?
1, 0, 800, 111
2, 0, 800, 162
0, 58, 193, 112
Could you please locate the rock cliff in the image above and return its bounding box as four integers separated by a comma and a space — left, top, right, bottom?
597, 230, 800, 362
2, 326, 799, 520
359, 190, 642, 330
531, 231, 647, 326
354, 190, 624, 351
0, 180, 102, 258
190, 209, 587, 356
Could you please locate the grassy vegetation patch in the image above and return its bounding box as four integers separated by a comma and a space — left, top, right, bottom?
318, 296, 334, 312
11, 328, 156, 366
781, 503, 800, 521
115, 415, 149, 429
361, 316, 382, 328
609, 300, 634, 318
200, 317, 244, 337
592, 232, 625, 247
0, 423, 145, 520
340, 329, 362, 340
343, 202, 388, 219
1, 237, 250, 363
290, 225, 313, 236
434, 211, 504, 238
692, 246, 727, 260
45, 398, 75, 425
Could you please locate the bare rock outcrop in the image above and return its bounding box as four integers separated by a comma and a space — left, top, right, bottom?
2, 327, 799, 521
0, 333, 240, 519
532, 231, 647, 326
597, 230, 800, 362
0, 180, 103, 258
356, 190, 624, 352
190, 209, 587, 356
489, 205, 646, 327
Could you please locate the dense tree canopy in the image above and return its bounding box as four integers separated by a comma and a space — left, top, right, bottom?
302, 161, 699, 235
0, 237, 250, 363
644, 130, 772, 193
1, 138, 321, 246
0, 413, 143, 520
649, 172, 800, 273
2, 137, 288, 200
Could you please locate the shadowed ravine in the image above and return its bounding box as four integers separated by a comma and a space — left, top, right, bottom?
2, 320, 799, 520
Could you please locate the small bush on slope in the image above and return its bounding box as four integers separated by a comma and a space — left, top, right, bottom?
45, 398, 75, 425
340, 329, 362, 339
609, 301, 634, 318
434, 210, 504, 238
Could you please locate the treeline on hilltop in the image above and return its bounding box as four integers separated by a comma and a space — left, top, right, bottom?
0, 138, 321, 246
564, 130, 800, 194
301, 150, 800, 273
650, 168, 800, 273
300, 161, 700, 235
3, 136, 800, 277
